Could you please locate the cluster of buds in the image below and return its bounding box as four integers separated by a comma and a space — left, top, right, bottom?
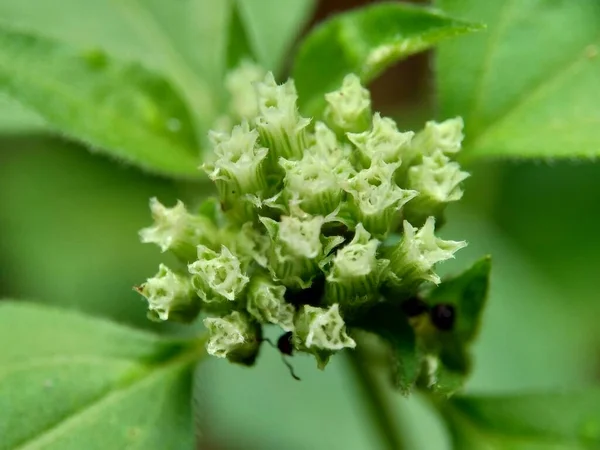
136, 63, 468, 369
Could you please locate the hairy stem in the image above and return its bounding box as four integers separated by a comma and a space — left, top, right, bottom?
346, 341, 407, 450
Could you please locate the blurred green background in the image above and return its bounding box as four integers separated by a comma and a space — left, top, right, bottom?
1, 0, 599, 449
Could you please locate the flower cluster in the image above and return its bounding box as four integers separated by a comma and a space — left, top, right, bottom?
136, 64, 468, 369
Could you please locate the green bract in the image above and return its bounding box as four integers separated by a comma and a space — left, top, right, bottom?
137, 66, 470, 370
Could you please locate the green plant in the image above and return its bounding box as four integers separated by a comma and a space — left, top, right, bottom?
1, 1, 600, 449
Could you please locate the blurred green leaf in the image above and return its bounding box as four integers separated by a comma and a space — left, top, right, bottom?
0, 25, 202, 178
292, 2, 483, 116
236, 0, 315, 72
0, 0, 235, 135
112, 0, 229, 126
0, 137, 183, 328
439, 390, 600, 449
226, 2, 257, 70
437, 0, 600, 160
0, 94, 45, 133
0, 302, 199, 450
441, 207, 593, 392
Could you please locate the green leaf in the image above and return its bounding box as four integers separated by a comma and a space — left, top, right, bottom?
0, 25, 202, 178
112, 0, 229, 126
437, 0, 600, 160
0, 94, 45, 133
226, 2, 257, 70
355, 302, 421, 396
235, 0, 316, 72
0, 0, 235, 136
422, 256, 491, 393
356, 257, 491, 395
292, 2, 483, 116
439, 390, 600, 449
0, 301, 201, 450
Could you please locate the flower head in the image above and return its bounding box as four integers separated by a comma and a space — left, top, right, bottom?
137, 70, 475, 377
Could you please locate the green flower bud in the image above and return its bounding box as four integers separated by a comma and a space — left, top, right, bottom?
343, 159, 417, 238
386, 217, 466, 292
308, 122, 356, 181
224, 59, 266, 122
411, 117, 464, 156
260, 214, 324, 289
203, 122, 269, 223
324, 224, 389, 310
135, 264, 199, 323
227, 222, 271, 269
347, 113, 414, 166
188, 245, 249, 311
279, 152, 348, 216
139, 198, 218, 262
247, 276, 294, 331
404, 150, 470, 225
293, 304, 356, 369
324, 73, 371, 134
204, 311, 262, 365
255, 72, 310, 163
311, 121, 339, 154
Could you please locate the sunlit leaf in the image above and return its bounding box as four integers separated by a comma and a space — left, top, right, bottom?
437, 0, 600, 160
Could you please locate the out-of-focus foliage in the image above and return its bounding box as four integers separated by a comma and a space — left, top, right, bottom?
441, 390, 600, 449
293, 2, 483, 116
437, 0, 600, 160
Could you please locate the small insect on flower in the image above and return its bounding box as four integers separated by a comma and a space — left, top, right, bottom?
277, 331, 294, 356
263, 331, 300, 381
430, 303, 456, 331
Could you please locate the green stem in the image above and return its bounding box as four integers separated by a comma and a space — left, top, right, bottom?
346, 344, 407, 450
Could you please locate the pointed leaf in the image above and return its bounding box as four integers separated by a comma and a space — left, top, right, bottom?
354, 302, 421, 395
0, 25, 203, 178
0, 301, 202, 449
437, 0, 600, 160
439, 390, 600, 449
292, 2, 483, 115
423, 256, 491, 393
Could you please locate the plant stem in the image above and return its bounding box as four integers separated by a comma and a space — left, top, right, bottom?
346, 343, 407, 450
